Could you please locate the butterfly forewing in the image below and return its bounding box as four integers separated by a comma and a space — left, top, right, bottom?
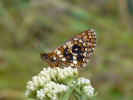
50, 29, 96, 68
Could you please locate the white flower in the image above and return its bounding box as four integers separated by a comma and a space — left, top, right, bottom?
25, 67, 78, 99
25, 67, 96, 100
72, 77, 95, 97
37, 82, 68, 100
25, 90, 30, 97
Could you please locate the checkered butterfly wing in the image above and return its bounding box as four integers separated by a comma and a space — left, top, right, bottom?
51, 29, 96, 68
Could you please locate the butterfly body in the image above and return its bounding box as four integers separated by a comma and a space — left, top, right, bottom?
41, 29, 96, 68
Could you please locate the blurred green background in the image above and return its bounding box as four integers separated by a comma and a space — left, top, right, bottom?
0, 0, 133, 100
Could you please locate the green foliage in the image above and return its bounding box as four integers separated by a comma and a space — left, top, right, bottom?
0, 0, 133, 100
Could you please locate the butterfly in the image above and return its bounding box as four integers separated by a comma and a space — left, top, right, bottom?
35, 29, 96, 68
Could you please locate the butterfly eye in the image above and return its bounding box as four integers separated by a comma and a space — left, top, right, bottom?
43, 54, 47, 59
40, 53, 47, 60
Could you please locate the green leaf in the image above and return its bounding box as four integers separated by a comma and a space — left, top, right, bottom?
62, 79, 79, 100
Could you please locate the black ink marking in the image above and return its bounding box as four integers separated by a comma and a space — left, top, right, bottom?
72, 44, 81, 54
63, 47, 73, 61
77, 55, 85, 61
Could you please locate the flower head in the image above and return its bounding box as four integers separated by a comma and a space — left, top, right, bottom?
72, 77, 95, 98
25, 67, 78, 99
25, 67, 96, 100
37, 82, 68, 100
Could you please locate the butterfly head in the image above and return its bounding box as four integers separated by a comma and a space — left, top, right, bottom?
40, 52, 48, 61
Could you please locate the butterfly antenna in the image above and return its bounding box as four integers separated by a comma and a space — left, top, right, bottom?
31, 43, 44, 53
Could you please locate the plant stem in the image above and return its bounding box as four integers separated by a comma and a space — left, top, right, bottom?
62, 79, 79, 100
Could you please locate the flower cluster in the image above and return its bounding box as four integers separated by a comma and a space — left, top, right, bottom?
72, 78, 94, 98
37, 82, 68, 100
25, 67, 96, 100
25, 67, 78, 99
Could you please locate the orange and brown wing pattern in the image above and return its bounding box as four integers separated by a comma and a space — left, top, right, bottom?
50, 29, 96, 68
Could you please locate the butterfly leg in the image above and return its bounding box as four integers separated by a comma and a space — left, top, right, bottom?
54, 66, 58, 73
50, 61, 59, 72
44, 60, 55, 68
56, 60, 62, 68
